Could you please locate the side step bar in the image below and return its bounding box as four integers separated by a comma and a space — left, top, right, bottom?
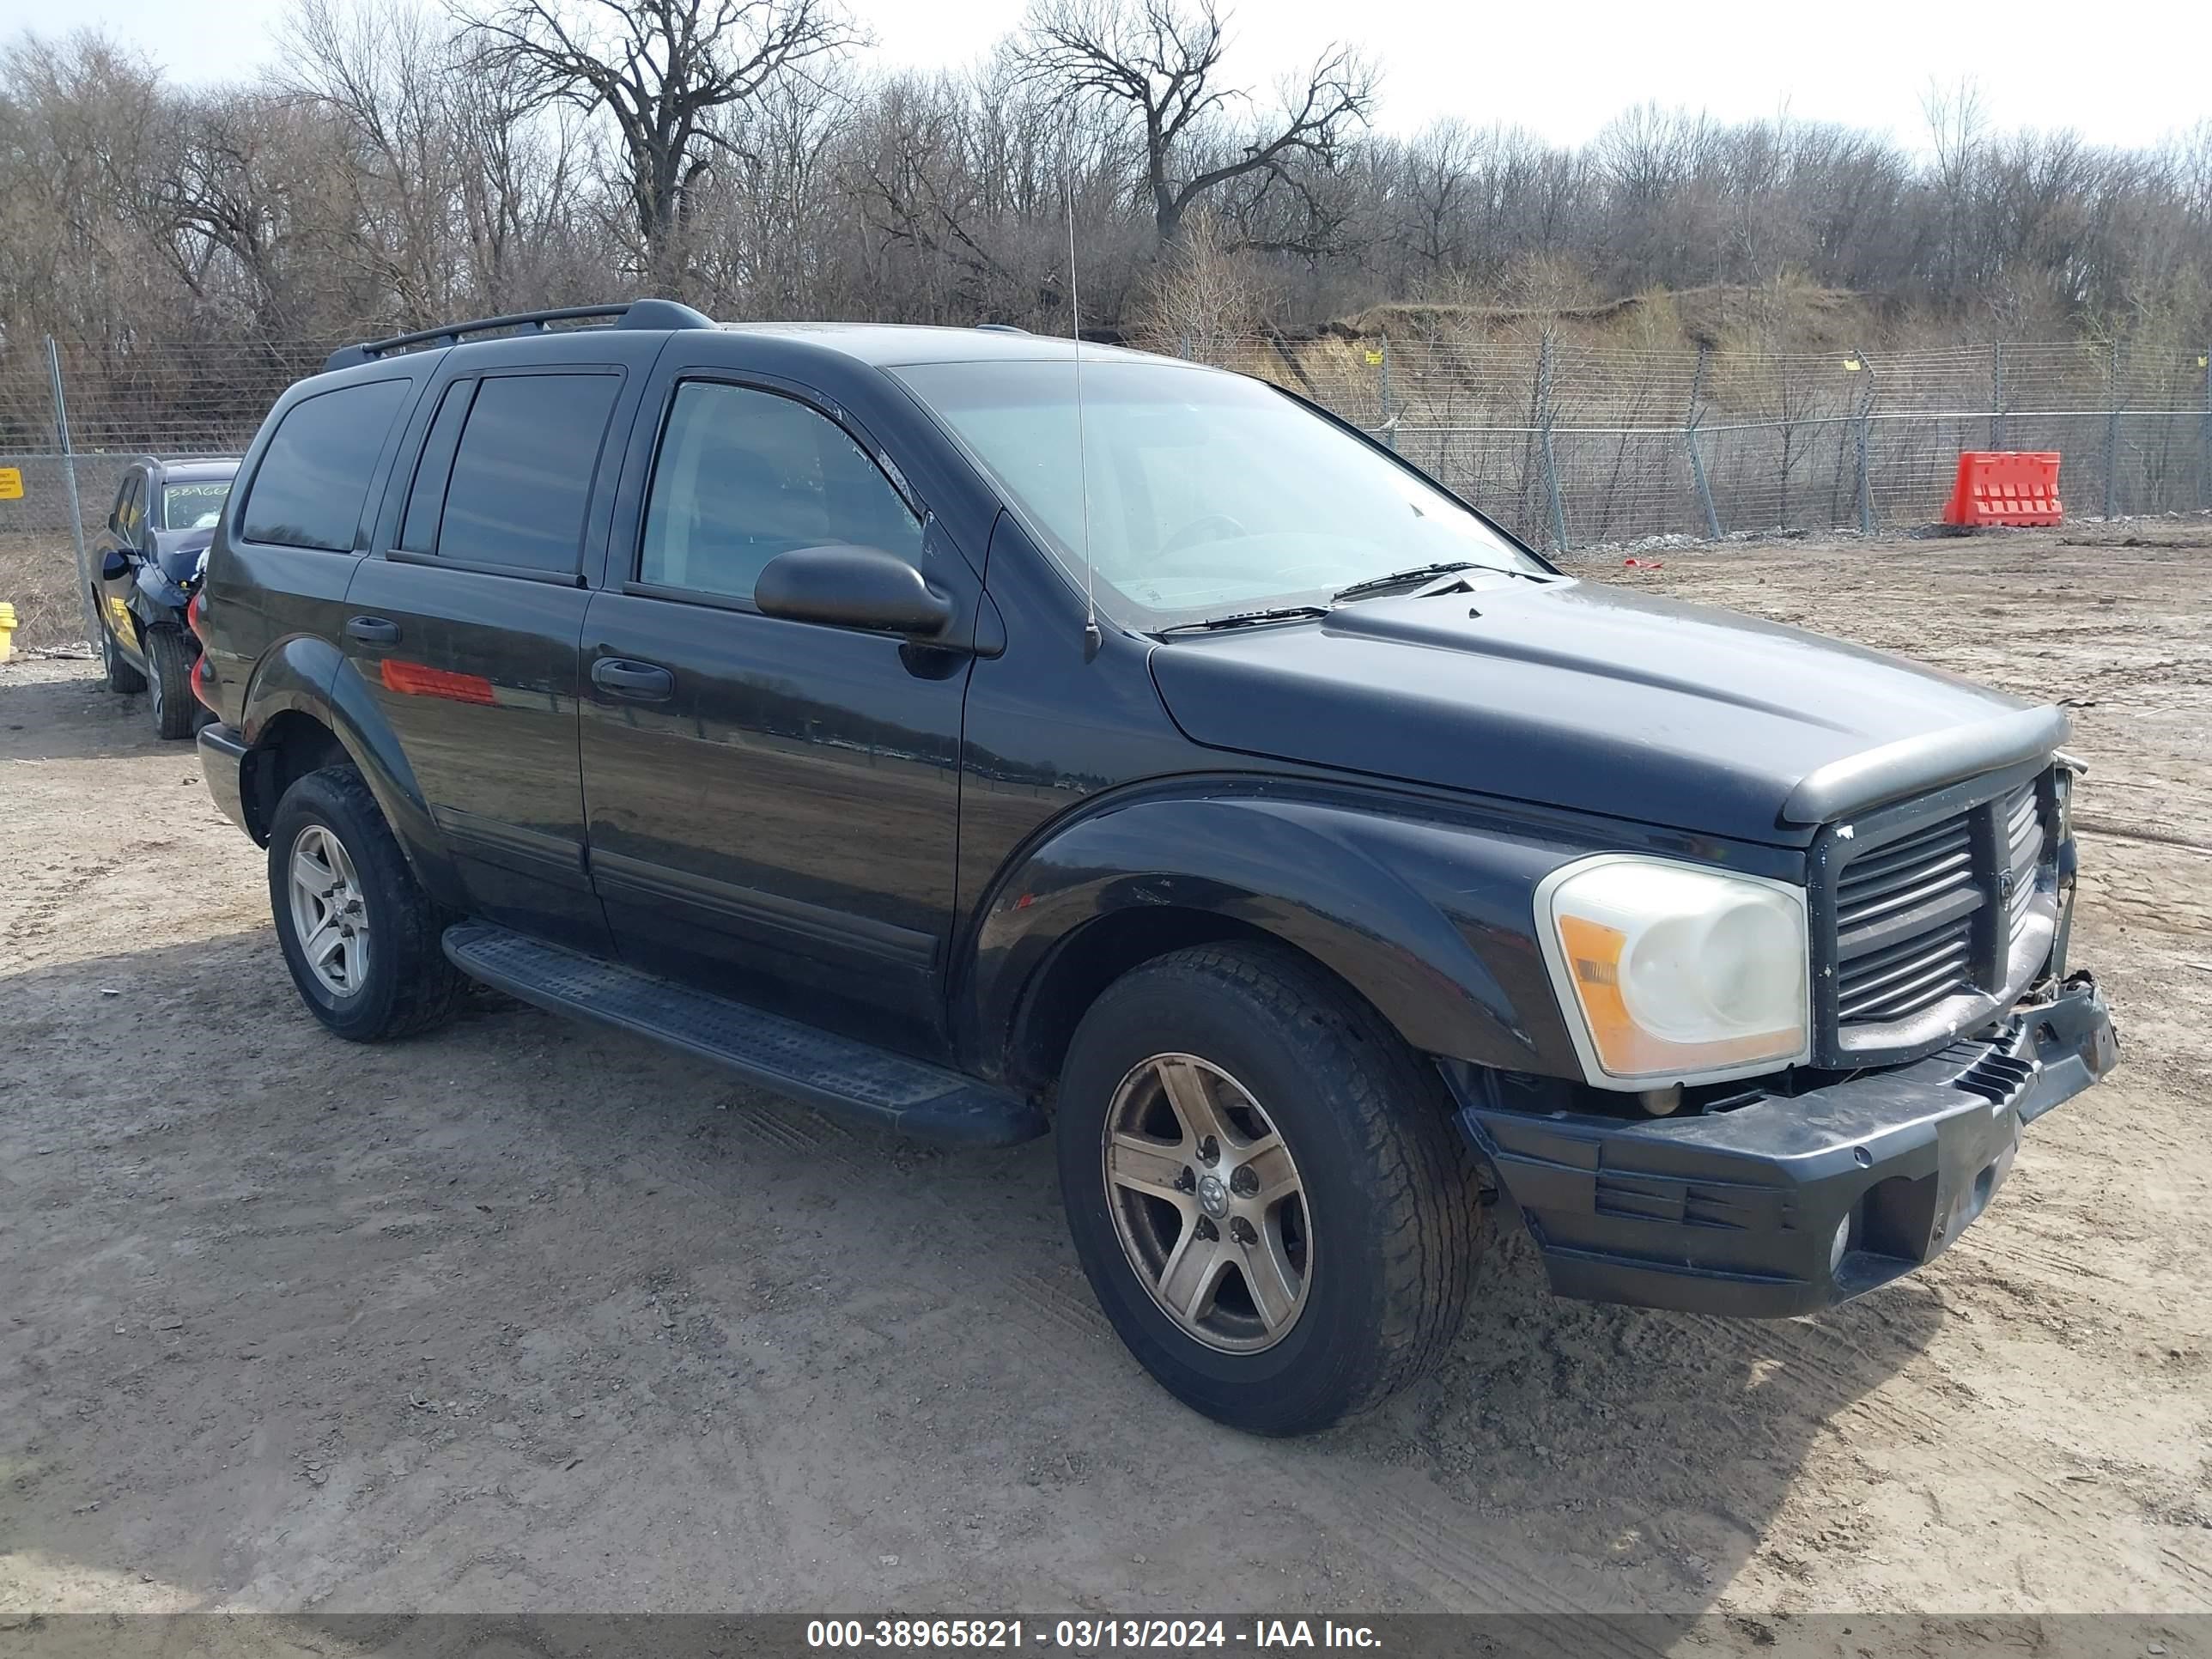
442, 923, 1047, 1147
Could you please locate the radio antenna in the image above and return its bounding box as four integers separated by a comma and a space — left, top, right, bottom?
1066, 185, 1102, 657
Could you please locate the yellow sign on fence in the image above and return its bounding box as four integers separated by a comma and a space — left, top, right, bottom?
0, 466, 21, 501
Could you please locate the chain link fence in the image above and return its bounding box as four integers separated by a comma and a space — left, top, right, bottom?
1206, 332, 2212, 552
3, 330, 2209, 647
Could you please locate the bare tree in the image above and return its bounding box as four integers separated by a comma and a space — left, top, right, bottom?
1015, 0, 1373, 247
453, 0, 860, 289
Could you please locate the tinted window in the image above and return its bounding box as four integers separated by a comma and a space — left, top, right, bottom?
434, 373, 619, 574
242, 380, 410, 551
399, 379, 478, 553
640, 381, 922, 602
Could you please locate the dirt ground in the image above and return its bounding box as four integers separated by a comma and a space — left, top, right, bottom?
2, 522, 2209, 1634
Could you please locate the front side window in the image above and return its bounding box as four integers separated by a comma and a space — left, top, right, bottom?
242, 380, 410, 551
162, 480, 232, 532
432, 373, 620, 575
639, 380, 922, 603
894, 359, 1540, 629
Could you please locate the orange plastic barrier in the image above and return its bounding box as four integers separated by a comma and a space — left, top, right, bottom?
1942, 451, 2063, 526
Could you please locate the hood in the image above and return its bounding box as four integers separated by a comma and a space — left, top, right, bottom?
1147, 576, 2051, 844
149, 526, 215, 581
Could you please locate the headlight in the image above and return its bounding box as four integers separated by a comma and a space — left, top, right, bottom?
1535, 855, 1810, 1089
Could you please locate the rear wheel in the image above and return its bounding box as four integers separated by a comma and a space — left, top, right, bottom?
267, 764, 465, 1042
97, 599, 145, 694
1055, 943, 1485, 1436
145, 626, 197, 739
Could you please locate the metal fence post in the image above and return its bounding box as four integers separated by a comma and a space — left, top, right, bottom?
1686, 342, 1722, 539
2202, 345, 2210, 510
1853, 345, 1877, 537
46, 337, 97, 650
1990, 342, 2007, 450
1536, 331, 1568, 553
2104, 337, 2121, 520
1377, 335, 1398, 451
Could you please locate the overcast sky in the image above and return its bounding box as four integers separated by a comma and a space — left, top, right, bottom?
9, 0, 2208, 153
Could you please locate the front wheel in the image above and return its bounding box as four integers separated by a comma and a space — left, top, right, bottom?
266, 764, 465, 1042
144, 626, 197, 740
1055, 944, 1486, 1436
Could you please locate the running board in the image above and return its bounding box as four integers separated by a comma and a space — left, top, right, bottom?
442, 923, 1046, 1147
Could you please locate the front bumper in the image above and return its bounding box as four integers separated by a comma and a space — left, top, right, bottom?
1454, 973, 2118, 1317
198, 720, 252, 840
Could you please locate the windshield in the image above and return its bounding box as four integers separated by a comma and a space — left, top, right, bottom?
894, 359, 1541, 628
163, 479, 233, 532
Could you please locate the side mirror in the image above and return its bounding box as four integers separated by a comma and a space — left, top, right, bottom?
100, 549, 131, 583
753, 544, 955, 639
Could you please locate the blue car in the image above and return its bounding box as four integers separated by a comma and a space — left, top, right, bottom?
92, 455, 240, 738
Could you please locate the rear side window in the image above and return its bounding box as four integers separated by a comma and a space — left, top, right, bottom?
398, 380, 478, 553
241, 380, 410, 551
639, 380, 922, 603
430, 373, 620, 575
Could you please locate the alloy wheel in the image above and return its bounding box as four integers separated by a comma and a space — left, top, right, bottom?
1101, 1053, 1311, 1353
287, 823, 370, 998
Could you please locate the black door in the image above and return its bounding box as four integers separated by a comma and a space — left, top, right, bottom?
344, 353, 646, 951
579, 373, 976, 1057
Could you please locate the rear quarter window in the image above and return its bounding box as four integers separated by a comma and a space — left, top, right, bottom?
241, 379, 410, 551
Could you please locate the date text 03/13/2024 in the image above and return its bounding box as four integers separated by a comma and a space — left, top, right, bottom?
805, 1619, 1382, 1649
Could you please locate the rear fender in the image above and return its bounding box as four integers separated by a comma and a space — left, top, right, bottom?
964, 788, 1589, 1081
240, 639, 465, 906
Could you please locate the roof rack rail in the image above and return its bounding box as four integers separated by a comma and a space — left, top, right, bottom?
974, 322, 1027, 334
322, 298, 714, 374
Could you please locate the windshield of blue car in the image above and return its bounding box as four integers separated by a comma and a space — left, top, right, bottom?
163, 480, 232, 532
894, 358, 1541, 629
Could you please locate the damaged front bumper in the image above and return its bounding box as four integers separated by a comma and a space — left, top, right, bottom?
1452, 972, 2119, 1317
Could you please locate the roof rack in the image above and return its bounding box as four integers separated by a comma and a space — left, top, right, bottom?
974, 322, 1027, 334
322, 298, 714, 373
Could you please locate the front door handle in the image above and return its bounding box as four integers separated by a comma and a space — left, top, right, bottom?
345, 616, 401, 647
592, 658, 675, 702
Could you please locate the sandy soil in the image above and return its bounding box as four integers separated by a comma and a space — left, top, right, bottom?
2, 523, 2208, 1632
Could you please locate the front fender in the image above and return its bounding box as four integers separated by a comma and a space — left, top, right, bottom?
131, 561, 191, 618
965, 786, 1592, 1079
240, 638, 463, 906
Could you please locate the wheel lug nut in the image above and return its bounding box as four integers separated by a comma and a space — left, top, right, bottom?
1229, 1217, 1257, 1246
1196, 1135, 1219, 1165
1193, 1217, 1219, 1242
1230, 1166, 1258, 1198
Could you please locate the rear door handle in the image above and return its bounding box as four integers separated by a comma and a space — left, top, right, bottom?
592, 658, 675, 702
345, 616, 401, 646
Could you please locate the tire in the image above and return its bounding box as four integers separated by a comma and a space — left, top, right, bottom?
1055, 943, 1485, 1436
145, 626, 197, 740
266, 764, 465, 1042
97, 599, 146, 694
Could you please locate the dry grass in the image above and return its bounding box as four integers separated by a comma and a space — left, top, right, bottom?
0, 532, 88, 650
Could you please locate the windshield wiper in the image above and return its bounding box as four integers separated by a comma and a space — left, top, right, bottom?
1158, 605, 1331, 635
1331, 561, 1529, 604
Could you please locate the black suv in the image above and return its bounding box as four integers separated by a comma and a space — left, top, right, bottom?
191, 300, 2118, 1434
